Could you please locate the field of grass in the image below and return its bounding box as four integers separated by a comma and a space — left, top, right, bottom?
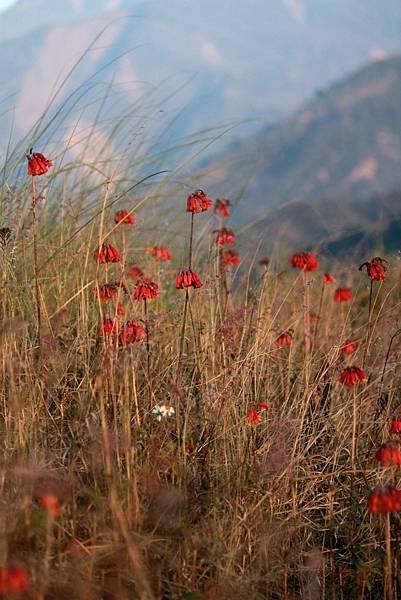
0, 147, 400, 600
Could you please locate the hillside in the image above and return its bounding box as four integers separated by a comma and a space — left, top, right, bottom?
240, 190, 401, 260
0, 0, 401, 149
205, 56, 401, 228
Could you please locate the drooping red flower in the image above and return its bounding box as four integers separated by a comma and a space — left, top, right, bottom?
334, 287, 352, 303
132, 278, 159, 301
27, 149, 52, 176
276, 331, 293, 347
214, 198, 231, 217
359, 257, 387, 281
216, 227, 236, 246
126, 265, 144, 280
247, 409, 262, 425
39, 493, 60, 518
368, 485, 401, 514
146, 246, 172, 262
93, 242, 121, 264
375, 444, 401, 467
114, 209, 136, 225
324, 272, 336, 284
0, 561, 29, 594
339, 366, 367, 386
93, 283, 119, 302
222, 249, 240, 268
186, 189, 213, 213
390, 417, 401, 434
99, 318, 118, 336
176, 269, 203, 289
119, 320, 146, 346
340, 339, 359, 354
290, 252, 319, 271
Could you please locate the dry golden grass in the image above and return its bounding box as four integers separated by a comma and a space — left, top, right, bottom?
0, 174, 400, 600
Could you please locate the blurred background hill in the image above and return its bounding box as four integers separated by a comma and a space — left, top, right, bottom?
0, 0, 401, 256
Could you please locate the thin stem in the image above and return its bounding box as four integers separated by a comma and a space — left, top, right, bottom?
363, 279, 374, 367
312, 280, 325, 350
144, 298, 151, 388
188, 212, 194, 269
381, 328, 401, 385
31, 177, 42, 354
385, 513, 393, 600
178, 289, 189, 369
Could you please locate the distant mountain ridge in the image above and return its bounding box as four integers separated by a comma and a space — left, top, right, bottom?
0, 0, 401, 151
205, 56, 401, 232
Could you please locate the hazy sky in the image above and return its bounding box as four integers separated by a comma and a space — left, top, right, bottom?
0, 0, 16, 11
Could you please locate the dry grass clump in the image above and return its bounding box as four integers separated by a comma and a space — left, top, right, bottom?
0, 153, 400, 599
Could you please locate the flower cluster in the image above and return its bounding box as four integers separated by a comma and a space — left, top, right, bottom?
27, 149, 52, 176
276, 331, 293, 347
0, 562, 29, 594
290, 252, 319, 271
368, 486, 401, 514
216, 227, 236, 247
132, 278, 159, 301
339, 366, 367, 386
146, 246, 172, 262
247, 403, 269, 425
334, 287, 352, 303
114, 209, 136, 225
93, 242, 121, 264
375, 444, 401, 467
214, 198, 231, 218
176, 269, 202, 289
359, 256, 387, 281
340, 339, 359, 354
186, 189, 213, 213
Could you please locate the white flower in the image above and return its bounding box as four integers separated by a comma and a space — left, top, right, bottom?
151, 404, 175, 422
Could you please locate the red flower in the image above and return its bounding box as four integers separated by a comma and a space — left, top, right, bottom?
290, 252, 319, 271
334, 287, 352, 303
176, 269, 203, 289
99, 318, 118, 336
0, 561, 29, 594
93, 242, 121, 264
359, 257, 387, 281
222, 249, 240, 267
132, 278, 159, 301
276, 331, 293, 347
119, 321, 146, 346
114, 209, 136, 225
339, 366, 367, 386
247, 409, 262, 425
186, 189, 213, 213
324, 272, 336, 284
390, 417, 401, 434
126, 265, 144, 280
256, 402, 269, 411
146, 246, 172, 261
214, 198, 231, 217
368, 486, 401, 514
375, 444, 401, 467
93, 283, 119, 301
116, 304, 125, 316
27, 149, 52, 176
340, 339, 359, 354
39, 493, 60, 518
216, 227, 236, 246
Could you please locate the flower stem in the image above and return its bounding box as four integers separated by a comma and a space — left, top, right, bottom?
31, 177, 42, 355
